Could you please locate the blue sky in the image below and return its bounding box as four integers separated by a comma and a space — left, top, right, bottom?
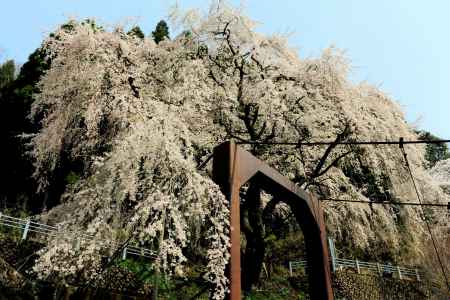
1, 0, 449, 139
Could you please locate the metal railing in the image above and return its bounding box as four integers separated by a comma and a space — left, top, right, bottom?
289, 237, 423, 280
0, 212, 155, 260
289, 257, 423, 281
0, 212, 427, 282
334, 258, 422, 280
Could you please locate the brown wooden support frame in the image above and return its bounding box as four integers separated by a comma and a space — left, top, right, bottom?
212, 141, 333, 300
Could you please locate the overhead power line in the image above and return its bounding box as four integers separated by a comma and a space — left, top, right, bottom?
198, 138, 449, 169
236, 139, 450, 147
320, 198, 450, 209
399, 140, 450, 292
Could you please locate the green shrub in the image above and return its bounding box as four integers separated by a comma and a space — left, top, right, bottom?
65, 171, 81, 185
417, 131, 450, 168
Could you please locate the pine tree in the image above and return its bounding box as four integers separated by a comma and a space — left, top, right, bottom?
418, 131, 450, 167
0, 60, 15, 89
152, 20, 169, 44
128, 26, 145, 39
0, 48, 50, 213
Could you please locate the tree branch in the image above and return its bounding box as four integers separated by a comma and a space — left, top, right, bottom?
316, 149, 353, 178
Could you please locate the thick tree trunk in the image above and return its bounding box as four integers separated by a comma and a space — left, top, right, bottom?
241, 181, 265, 294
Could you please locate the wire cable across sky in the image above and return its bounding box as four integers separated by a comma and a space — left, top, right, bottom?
237, 138, 450, 147
320, 198, 449, 209
399, 141, 450, 291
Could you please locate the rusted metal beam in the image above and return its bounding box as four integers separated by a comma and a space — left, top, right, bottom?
213, 142, 242, 300
213, 141, 334, 300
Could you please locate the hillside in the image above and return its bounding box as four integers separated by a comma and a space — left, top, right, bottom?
2, 4, 448, 298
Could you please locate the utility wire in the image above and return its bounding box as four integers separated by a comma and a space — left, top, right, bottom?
237, 139, 450, 147
199, 139, 450, 169
320, 198, 449, 209
399, 138, 450, 292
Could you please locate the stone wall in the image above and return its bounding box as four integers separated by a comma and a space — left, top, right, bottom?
333, 271, 447, 300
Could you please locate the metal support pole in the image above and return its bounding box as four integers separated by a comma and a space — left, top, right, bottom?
122, 247, 127, 260
355, 260, 360, 274
415, 268, 421, 281
22, 219, 30, 240
212, 141, 334, 300
397, 266, 402, 280
377, 263, 382, 276
328, 238, 336, 273
228, 144, 241, 300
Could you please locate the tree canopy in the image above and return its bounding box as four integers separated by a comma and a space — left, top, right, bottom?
152, 20, 169, 44
418, 130, 450, 168
128, 26, 145, 39
0, 48, 51, 212
0, 60, 15, 89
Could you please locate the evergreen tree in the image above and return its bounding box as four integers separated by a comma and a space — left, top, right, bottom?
152, 20, 169, 44
0, 48, 50, 212
0, 60, 15, 89
418, 131, 450, 168
128, 26, 145, 39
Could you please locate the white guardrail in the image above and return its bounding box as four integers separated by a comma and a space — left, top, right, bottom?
289, 258, 423, 281
0, 212, 426, 281
0, 212, 155, 260
289, 237, 423, 281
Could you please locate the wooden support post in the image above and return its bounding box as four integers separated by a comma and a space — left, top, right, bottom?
289, 261, 293, 277
415, 268, 421, 281
22, 219, 30, 240
355, 260, 360, 274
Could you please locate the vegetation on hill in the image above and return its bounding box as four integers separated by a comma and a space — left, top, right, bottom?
417, 130, 450, 168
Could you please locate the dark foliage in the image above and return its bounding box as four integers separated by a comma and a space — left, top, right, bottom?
0, 60, 15, 89
128, 26, 145, 39
0, 48, 50, 213
341, 150, 393, 202
152, 20, 170, 44
0, 22, 90, 213
417, 130, 450, 168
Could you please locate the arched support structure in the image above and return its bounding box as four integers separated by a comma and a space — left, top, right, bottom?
212, 141, 333, 300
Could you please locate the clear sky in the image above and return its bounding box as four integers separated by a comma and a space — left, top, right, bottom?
1, 0, 449, 139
